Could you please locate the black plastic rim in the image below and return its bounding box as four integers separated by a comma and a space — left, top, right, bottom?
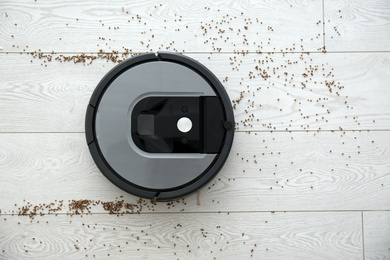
85, 52, 234, 201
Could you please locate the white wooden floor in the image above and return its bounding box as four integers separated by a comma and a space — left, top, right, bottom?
1, 0, 390, 259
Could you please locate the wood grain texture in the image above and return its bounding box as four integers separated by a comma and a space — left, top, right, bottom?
324, 0, 390, 51
363, 211, 390, 260
1, 1, 389, 258
0, 131, 389, 213
1, 52, 390, 132
0, 212, 362, 259
0, 0, 323, 53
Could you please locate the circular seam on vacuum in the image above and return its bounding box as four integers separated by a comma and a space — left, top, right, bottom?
86, 52, 234, 200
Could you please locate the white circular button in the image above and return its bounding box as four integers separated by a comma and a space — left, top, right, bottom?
177, 117, 192, 133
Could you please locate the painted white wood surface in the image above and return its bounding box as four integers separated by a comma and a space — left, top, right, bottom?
325, 0, 390, 51
0, 0, 323, 53
1, 52, 390, 132
0, 131, 389, 213
0, 212, 363, 259
363, 211, 390, 260
1, 0, 390, 259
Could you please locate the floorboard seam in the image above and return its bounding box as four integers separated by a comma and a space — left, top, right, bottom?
361, 211, 366, 260
322, 0, 326, 50
1, 51, 390, 54
0, 210, 389, 216
1, 129, 390, 134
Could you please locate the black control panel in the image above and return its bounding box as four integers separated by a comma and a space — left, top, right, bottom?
131, 96, 227, 154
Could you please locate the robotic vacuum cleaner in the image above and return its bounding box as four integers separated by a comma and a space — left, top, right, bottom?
85, 52, 234, 201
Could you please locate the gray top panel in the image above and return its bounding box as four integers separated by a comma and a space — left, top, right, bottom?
95, 60, 217, 189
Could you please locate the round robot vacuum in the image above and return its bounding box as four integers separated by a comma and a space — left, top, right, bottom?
85, 52, 234, 201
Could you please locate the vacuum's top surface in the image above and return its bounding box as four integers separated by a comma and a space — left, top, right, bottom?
86, 52, 234, 200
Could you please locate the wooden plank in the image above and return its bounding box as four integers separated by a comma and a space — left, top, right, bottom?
0, 131, 389, 213
0, 0, 323, 53
0, 212, 363, 259
1, 52, 390, 132
324, 0, 390, 51
363, 211, 390, 260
